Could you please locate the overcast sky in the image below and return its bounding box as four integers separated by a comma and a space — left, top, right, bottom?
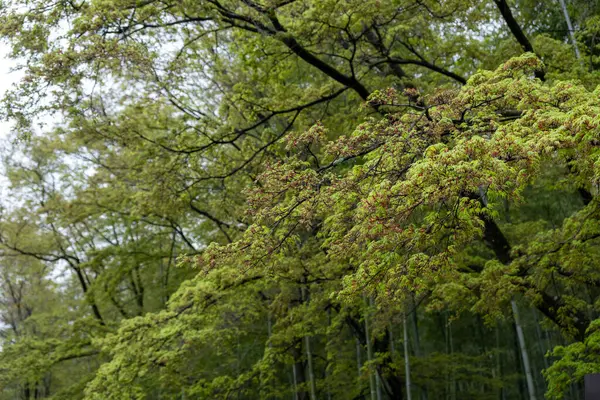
0, 43, 17, 139
0, 43, 22, 207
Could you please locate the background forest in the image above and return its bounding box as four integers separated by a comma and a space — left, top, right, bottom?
0, 0, 599, 399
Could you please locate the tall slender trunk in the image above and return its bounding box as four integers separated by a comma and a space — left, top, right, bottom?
326, 308, 332, 400
410, 297, 428, 400
364, 297, 377, 400
261, 311, 273, 399
404, 313, 412, 400
304, 335, 317, 400
558, 0, 582, 62
300, 285, 317, 400
292, 345, 308, 400
511, 300, 536, 400
443, 313, 450, 400
369, 297, 383, 400
512, 320, 527, 399
292, 364, 299, 400
495, 321, 506, 400
449, 317, 456, 400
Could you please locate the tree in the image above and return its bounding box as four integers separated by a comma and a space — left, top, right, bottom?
1, 0, 600, 399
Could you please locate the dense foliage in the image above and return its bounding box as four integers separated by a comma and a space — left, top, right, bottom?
0, 0, 600, 399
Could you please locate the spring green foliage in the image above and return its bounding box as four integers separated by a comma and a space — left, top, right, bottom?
1, 0, 600, 399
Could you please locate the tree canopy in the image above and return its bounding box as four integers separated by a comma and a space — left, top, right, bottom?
0, 0, 600, 399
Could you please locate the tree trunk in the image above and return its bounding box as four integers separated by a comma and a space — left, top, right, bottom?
511, 300, 537, 400
344, 311, 404, 399
292, 345, 308, 400
404, 313, 412, 400
364, 297, 377, 400
558, 0, 582, 61
410, 297, 428, 400
300, 285, 317, 400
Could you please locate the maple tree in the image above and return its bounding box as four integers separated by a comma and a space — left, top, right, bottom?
0, 0, 600, 399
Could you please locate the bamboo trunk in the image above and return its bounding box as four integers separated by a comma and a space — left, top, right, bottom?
511, 300, 536, 400
364, 297, 377, 400
404, 312, 412, 400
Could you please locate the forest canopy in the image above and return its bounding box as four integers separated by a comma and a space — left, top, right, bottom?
0, 0, 600, 399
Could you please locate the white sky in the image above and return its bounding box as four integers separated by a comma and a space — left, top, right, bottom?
0, 43, 18, 140
0, 43, 22, 212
